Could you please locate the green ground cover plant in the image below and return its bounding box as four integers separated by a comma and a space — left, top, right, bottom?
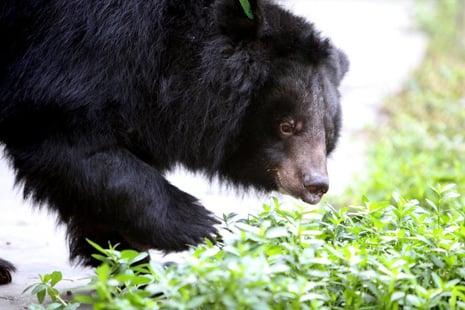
27, 188, 465, 309
25, 0, 465, 309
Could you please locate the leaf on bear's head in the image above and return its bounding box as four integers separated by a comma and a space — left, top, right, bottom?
239, 0, 254, 20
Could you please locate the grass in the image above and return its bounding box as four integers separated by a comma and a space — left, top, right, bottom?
25, 0, 465, 309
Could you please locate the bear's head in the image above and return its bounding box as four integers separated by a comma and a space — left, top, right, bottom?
212, 0, 349, 204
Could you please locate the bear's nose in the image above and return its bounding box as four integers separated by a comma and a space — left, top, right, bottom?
303, 173, 329, 196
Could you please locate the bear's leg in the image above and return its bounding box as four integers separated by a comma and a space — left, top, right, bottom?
0, 258, 15, 284
77, 148, 220, 254
10, 143, 219, 263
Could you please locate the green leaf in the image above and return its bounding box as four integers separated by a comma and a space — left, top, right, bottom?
186, 296, 207, 308
130, 275, 152, 286
50, 271, 63, 287
63, 304, 81, 310
45, 303, 65, 310
95, 264, 111, 282
239, 0, 254, 20
37, 288, 46, 304
74, 294, 98, 304
300, 293, 327, 302
265, 226, 289, 239
23, 283, 40, 294
46, 287, 60, 302
31, 284, 47, 296
91, 254, 109, 263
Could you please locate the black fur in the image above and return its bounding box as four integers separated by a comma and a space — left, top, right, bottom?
0, 0, 348, 278
0, 258, 15, 284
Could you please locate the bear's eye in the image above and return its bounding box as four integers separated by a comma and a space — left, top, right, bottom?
279, 121, 295, 136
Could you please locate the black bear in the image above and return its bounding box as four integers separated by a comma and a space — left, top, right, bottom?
0, 0, 348, 283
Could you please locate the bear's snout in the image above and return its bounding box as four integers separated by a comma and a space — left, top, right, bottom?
272, 138, 330, 205
273, 159, 329, 205
302, 172, 329, 204
303, 172, 329, 194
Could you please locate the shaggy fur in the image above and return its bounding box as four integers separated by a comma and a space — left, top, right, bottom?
0, 258, 15, 284
0, 0, 348, 282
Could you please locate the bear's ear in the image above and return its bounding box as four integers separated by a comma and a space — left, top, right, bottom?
336, 48, 350, 82
214, 0, 261, 41
326, 48, 349, 85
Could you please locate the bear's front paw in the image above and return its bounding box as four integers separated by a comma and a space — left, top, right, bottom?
131, 189, 221, 252
163, 198, 220, 251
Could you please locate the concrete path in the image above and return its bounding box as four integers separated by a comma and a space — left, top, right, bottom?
0, 1, 427, 308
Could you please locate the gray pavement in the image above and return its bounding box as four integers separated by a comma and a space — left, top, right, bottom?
0, 1, 427, 308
